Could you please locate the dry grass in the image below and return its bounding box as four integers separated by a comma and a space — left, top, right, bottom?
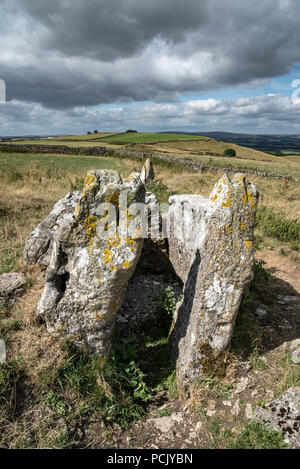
151, 138, 275, 162
0, 147, 299, 449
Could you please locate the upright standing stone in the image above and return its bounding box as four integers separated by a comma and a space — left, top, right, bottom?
34, 169, 145, 357
169, 174, 258, 395
140, 158, 155, 185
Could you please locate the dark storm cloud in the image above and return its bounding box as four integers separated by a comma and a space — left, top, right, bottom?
1, 0, 300, 108
21, 0, 208, 61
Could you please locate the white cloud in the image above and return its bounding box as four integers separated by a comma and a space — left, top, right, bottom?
1, 93, 300, 135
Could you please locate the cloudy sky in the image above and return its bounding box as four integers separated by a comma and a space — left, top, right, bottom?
1, 0, 300, 135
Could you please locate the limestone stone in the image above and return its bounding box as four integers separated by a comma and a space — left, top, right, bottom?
254, 387, 300, 448
24, 191, 81, 268
0, 272, 27, 307
140, 158, 155, 185
35, 169, 145, 357
169, 173, 258, 395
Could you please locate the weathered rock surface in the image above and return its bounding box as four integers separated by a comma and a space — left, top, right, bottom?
254, 387, 300, 448
24, 191, 81, 268
169, 173, 258, 395
140, 158, 155, 185
0, 272, 27, 307
34, 169, 145, 357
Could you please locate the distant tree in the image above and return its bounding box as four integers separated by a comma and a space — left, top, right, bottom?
94, 130, 98, 133
274, 151, 283, 156
126, 129, 137, 133
224, 148, 236, 157
87, 131, 91, 134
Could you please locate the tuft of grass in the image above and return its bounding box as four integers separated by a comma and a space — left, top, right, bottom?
276, 367, 300, 396
0, 357, 27, 415
195, 376, 234, 400
50, 338, 153, 428
256, 205, 300, 243
147, 179, 175, 203
54, 430, 73, 449
44, 391, 67, 416
209, 417, 222, 436
250, 345, 269, 371
226, 421, 288, 449
157, 408, 173, 418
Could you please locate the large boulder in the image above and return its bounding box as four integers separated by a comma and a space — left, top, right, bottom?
32, 169, 145, 357
254, 387, 300, 449
169, 174, 259, 395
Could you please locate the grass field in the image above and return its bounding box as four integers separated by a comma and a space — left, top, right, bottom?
0, 138, 299, 449
3, 132, 300, 180
89, 132, 207, 144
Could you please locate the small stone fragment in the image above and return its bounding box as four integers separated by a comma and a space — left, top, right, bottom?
0, 339, 6, 364
0, 272, 27, 307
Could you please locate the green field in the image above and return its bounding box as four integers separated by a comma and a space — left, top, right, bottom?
92, 132, 206, 144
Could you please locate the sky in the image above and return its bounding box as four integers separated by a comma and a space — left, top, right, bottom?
1, 0, 300, 135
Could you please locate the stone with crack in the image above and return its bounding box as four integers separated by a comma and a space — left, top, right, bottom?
169, 173, 259, 395
32, 169, 145, 357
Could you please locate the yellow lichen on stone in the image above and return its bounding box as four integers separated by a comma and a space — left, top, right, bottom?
222, 199, 233, 208
106, 232, 121, 248
105, 191, 119, 207
82, 173, 97, 197
244, 240, 253, 249
242, 193, 256, 208
240, 222, 247, 230
210, 194, 218, 202
122, 260, 131, 269
84, 216, 98, 244
73, 203, 80, 218
101, 248, 112, 264
125, 237, 136, 245
247, 193, 255, 208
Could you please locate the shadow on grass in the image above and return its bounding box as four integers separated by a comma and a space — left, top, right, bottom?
232, 261, 300, 360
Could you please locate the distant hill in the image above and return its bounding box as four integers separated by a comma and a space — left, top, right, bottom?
0, 134, 68, 141
162, 131, 300, 153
